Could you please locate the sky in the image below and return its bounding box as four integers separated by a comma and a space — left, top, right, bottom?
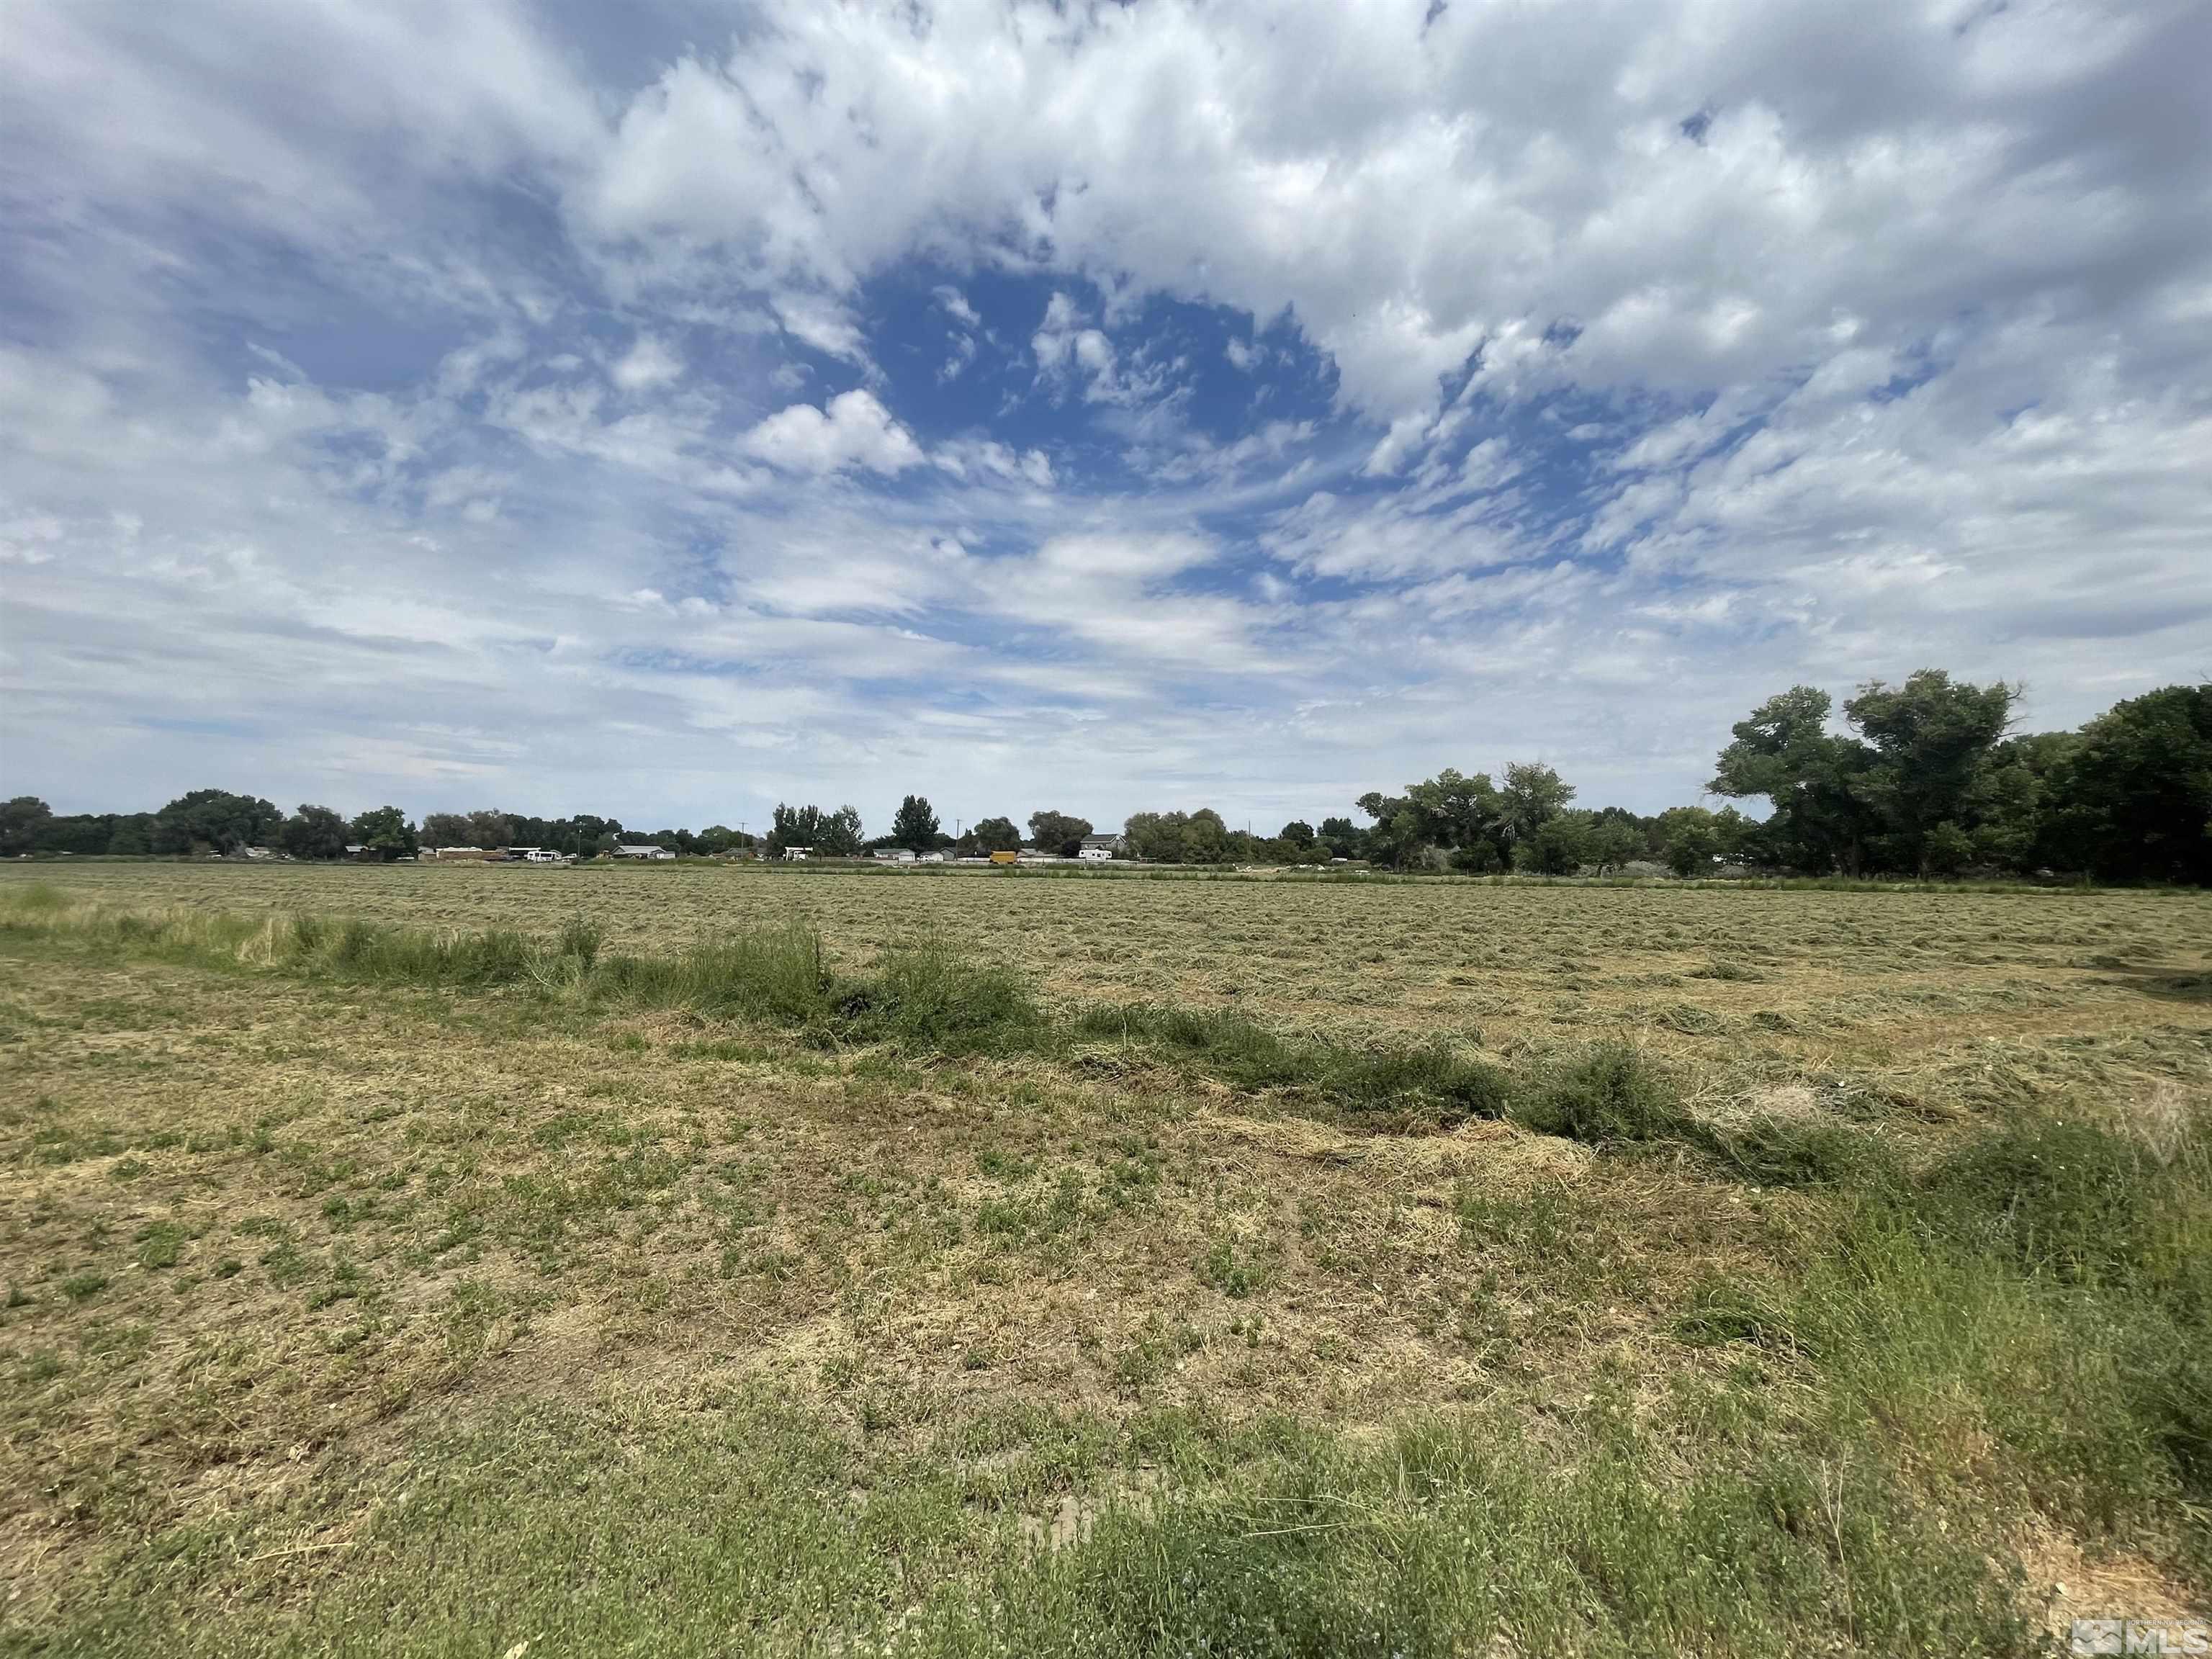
3, 0, 2208, 836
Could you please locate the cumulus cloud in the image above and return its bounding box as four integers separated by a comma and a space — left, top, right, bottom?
741, 390, 925, 475
558, 0, 2198, 428
1, 0, 2207, 832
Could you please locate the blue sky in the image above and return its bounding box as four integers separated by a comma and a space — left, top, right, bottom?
4, 0, 2208, 835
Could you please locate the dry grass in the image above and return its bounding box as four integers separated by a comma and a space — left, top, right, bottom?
2, 864, 2208, 1653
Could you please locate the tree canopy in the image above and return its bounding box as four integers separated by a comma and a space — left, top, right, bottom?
891, 794, 943, 853
1026, 809, 1093, 858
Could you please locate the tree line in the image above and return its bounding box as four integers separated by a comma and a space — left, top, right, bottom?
4, 675, 2205, 883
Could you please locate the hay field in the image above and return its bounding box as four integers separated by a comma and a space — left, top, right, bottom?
2, 863, 2208, 1655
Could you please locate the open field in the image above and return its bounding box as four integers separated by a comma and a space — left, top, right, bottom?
2, 863, 2208, 1655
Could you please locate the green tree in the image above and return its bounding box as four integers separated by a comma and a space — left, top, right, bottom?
0, 796, 52, 857
1354, 791, 1434, 868
107, 814, 156, 855
1709, 686, 1876, 873
1665, 821, 1718, 877
349, 806, 418, 861
1182, 809, 1230, 864
1498, 762, 1574, 851
1515, 812, 1591, 875
767, 803, 860, 855
1025, 809, 1092, 858
2048, 684, 2212, 883
767, 804, 819, 855
892, 795, 943, 853
695, 824, 754, 855
1279, 820, 1316, 849
151, 789, 282, 855
1844, 670, 2017, 875
281, 804, 350, 861
1406, 768, 1503, 853
1585, 815, 1646, 874
1318, 816, 1364, 860
971, 816, 1022, 854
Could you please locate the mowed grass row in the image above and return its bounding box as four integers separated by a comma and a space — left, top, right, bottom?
0, 884, 2090, 1154
0, 884, 1612, 1130
3, 881, 2208, 1653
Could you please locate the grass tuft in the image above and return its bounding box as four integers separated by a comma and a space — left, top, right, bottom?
1512, 1043, 1685, 1143
1072, 1003, 1507, 1125
842, 938, 1044, 1056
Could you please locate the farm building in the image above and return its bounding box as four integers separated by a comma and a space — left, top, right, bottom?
781, 846, 812, 861
1078, 833, 1122, 861
611, 844, 675, 861
872, 848, 917, 863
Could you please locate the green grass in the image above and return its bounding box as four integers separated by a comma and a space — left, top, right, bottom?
4, 875, 2208, 1652
1681, 1107, 2212, 1578
1070, 1002, 1509, 1125
33, 1381, 2036, 1659
1511, 1042, 1686, 1143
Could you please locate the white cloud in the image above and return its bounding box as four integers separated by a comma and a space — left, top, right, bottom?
741, 389, 925, 475
770, 291, 871, 365
933, 285, 981, 327
611, 335, 684, 392
1, 0, 2208, 833
1030, 291, 1120, 401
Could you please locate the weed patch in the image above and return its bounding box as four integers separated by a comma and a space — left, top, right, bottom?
1512, 1043, 1686, 1143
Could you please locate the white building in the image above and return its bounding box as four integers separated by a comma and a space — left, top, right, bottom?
781, 845, 812, 861
611, 844, 675, 861
1077, 833, 1122, 861
872, 848, 917, 863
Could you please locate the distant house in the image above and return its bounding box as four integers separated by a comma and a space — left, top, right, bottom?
611, 844, 675, 861
1078, 833, 1122, 862
917, 851, 945, 864
872, 848, 917, 863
